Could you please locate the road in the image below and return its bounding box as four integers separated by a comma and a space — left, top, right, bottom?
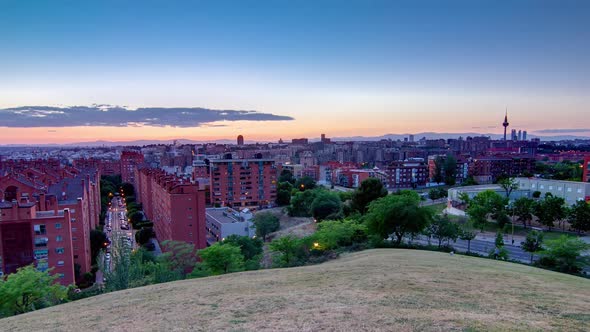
411, 234, 534, 263
103, 197, 133, 273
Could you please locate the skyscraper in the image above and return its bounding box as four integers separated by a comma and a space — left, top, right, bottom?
237, 135, 244, 146
518, 130, 522, 141
502, 110, 509, 141
511, 129, 517, 141
523, 131, 527, 140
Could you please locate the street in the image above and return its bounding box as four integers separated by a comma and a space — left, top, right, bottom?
103, 196, 134, 273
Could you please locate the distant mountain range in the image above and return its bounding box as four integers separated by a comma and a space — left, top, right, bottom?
1, 132, 589, 147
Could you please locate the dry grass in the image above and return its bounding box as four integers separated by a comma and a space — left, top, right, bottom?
3, 249, 590, 331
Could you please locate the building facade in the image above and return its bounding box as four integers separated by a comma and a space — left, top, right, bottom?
209, 159, 277, 209
135, 168, 207, 249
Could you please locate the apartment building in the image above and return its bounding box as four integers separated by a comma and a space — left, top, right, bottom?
209, 159, 277, 209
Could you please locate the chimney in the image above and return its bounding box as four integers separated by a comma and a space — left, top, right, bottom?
64, 208, 71, 222
40, 193, 47, 211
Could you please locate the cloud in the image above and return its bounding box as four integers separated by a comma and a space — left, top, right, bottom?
534, 128, 590, 134
0, 105, 294, 128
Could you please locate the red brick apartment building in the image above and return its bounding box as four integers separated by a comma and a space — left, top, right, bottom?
135, 168, 207, 249
73, 158, 121, 176
0, 163, 101, 283
0, 201, 76, 286
209, 159, 277, 209
384, 160, 428, 189
469, 155, 534, 183
121, 150, 145, 184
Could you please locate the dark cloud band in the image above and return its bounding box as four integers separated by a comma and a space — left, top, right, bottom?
0, 105, 294, 128
535, 128, 590, 134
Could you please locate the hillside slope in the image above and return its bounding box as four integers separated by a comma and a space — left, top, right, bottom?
3, 249, 589, 331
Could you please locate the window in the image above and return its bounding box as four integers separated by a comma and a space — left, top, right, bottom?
34, 237, 49, 247
71, 218, 76, 222
72, 227, 77, 232
58, 273, 65, 279
55, 223, 62, 229
57, 260, 65, 266
568, 188, 572, 192
56, 235, 63, 242
34, 249, 48, 259
34, 224, 46, 235
55, 247, 65, 254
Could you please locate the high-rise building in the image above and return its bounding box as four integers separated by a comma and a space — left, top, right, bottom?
120, 150, 144, 185
237, 135, 244, 146
522, 131, 527, 140
409, 134, 415, 142
518, 130, 522, 141
511, 129, 517, 141
209, 158, 277, 208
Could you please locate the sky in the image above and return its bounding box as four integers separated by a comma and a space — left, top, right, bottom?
0, 0, 589, 144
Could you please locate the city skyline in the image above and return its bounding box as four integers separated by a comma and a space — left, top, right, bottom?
1, 0, 589, 143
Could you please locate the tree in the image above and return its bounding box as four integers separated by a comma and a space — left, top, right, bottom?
121, 182, 135, 197
432, 156, 444, 184
90, 229, 109, 265
465, 190, 508, 231
351, 178, 388, 213
443, 154, 457, 186
495, 231, 504, 247
311, 191, 343, 221
498, 177, 519, 198
135, 227, 155, 245
521, 231, 544, 263
269, 235, 307, 267
223, 235, 263, 270
540, 236, 590, 273
459, 222, 477, 253
428, 214, 459, 248
532, 190, 542, 199
287, 188, 320, 217
198, 243, 244, 275
294, 176, 316, 191
129, 210, 144, 224
364, 191, 433, 244
278, 169, 295, 184
513, 197, 534, 228
276, 181, 293, 206
311, 219, 367, 250
567, 200, 590, 234
159, 241, 199, 277
534, 194, 566, 230
0, 265, 69, 317
253, 212, 280, 241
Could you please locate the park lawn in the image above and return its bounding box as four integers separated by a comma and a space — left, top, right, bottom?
2, 249, 589, 331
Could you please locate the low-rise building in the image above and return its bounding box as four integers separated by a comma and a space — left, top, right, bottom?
205, 207, 255, 245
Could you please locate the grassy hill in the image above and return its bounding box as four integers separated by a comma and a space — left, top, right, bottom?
3, 249, 589, 331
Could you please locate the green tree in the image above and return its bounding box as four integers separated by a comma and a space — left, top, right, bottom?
459, 222, 477, 253
276, 181, 293, 206
0, 266, 70, 317
253, 212, 280, 241
521, 230, 544, 263
129, 210, 144, 224
278, 169, 295, 184
287, 188, 320, 217
311, 219, 367, 250
540, 236, 590, 273
428, 214, 459, 248
534, 194, 566, 230
159, 241, 199, 277
223, 235, 263, 270
351, 178, 387, 213
295, 176, 316, 191
311, 191, 343, 221
121, 182, 135, 197
567, 200, 590, 234
498, 177, 519, 198
135, 227, 155, 245
495, 231, 505, 247
269, 235, 307, 267
432, 156, 444, 184
513, 197, 534, 228
443, 154, 457, 185
465, 190, 508, 231
364, 191, 433, 244
90, 229, 109, 265
198, 243, 244, 275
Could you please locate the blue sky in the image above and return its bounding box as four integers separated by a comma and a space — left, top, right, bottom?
0, 0, 589, 143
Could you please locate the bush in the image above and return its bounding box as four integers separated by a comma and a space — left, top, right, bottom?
311, 219, 367, 250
